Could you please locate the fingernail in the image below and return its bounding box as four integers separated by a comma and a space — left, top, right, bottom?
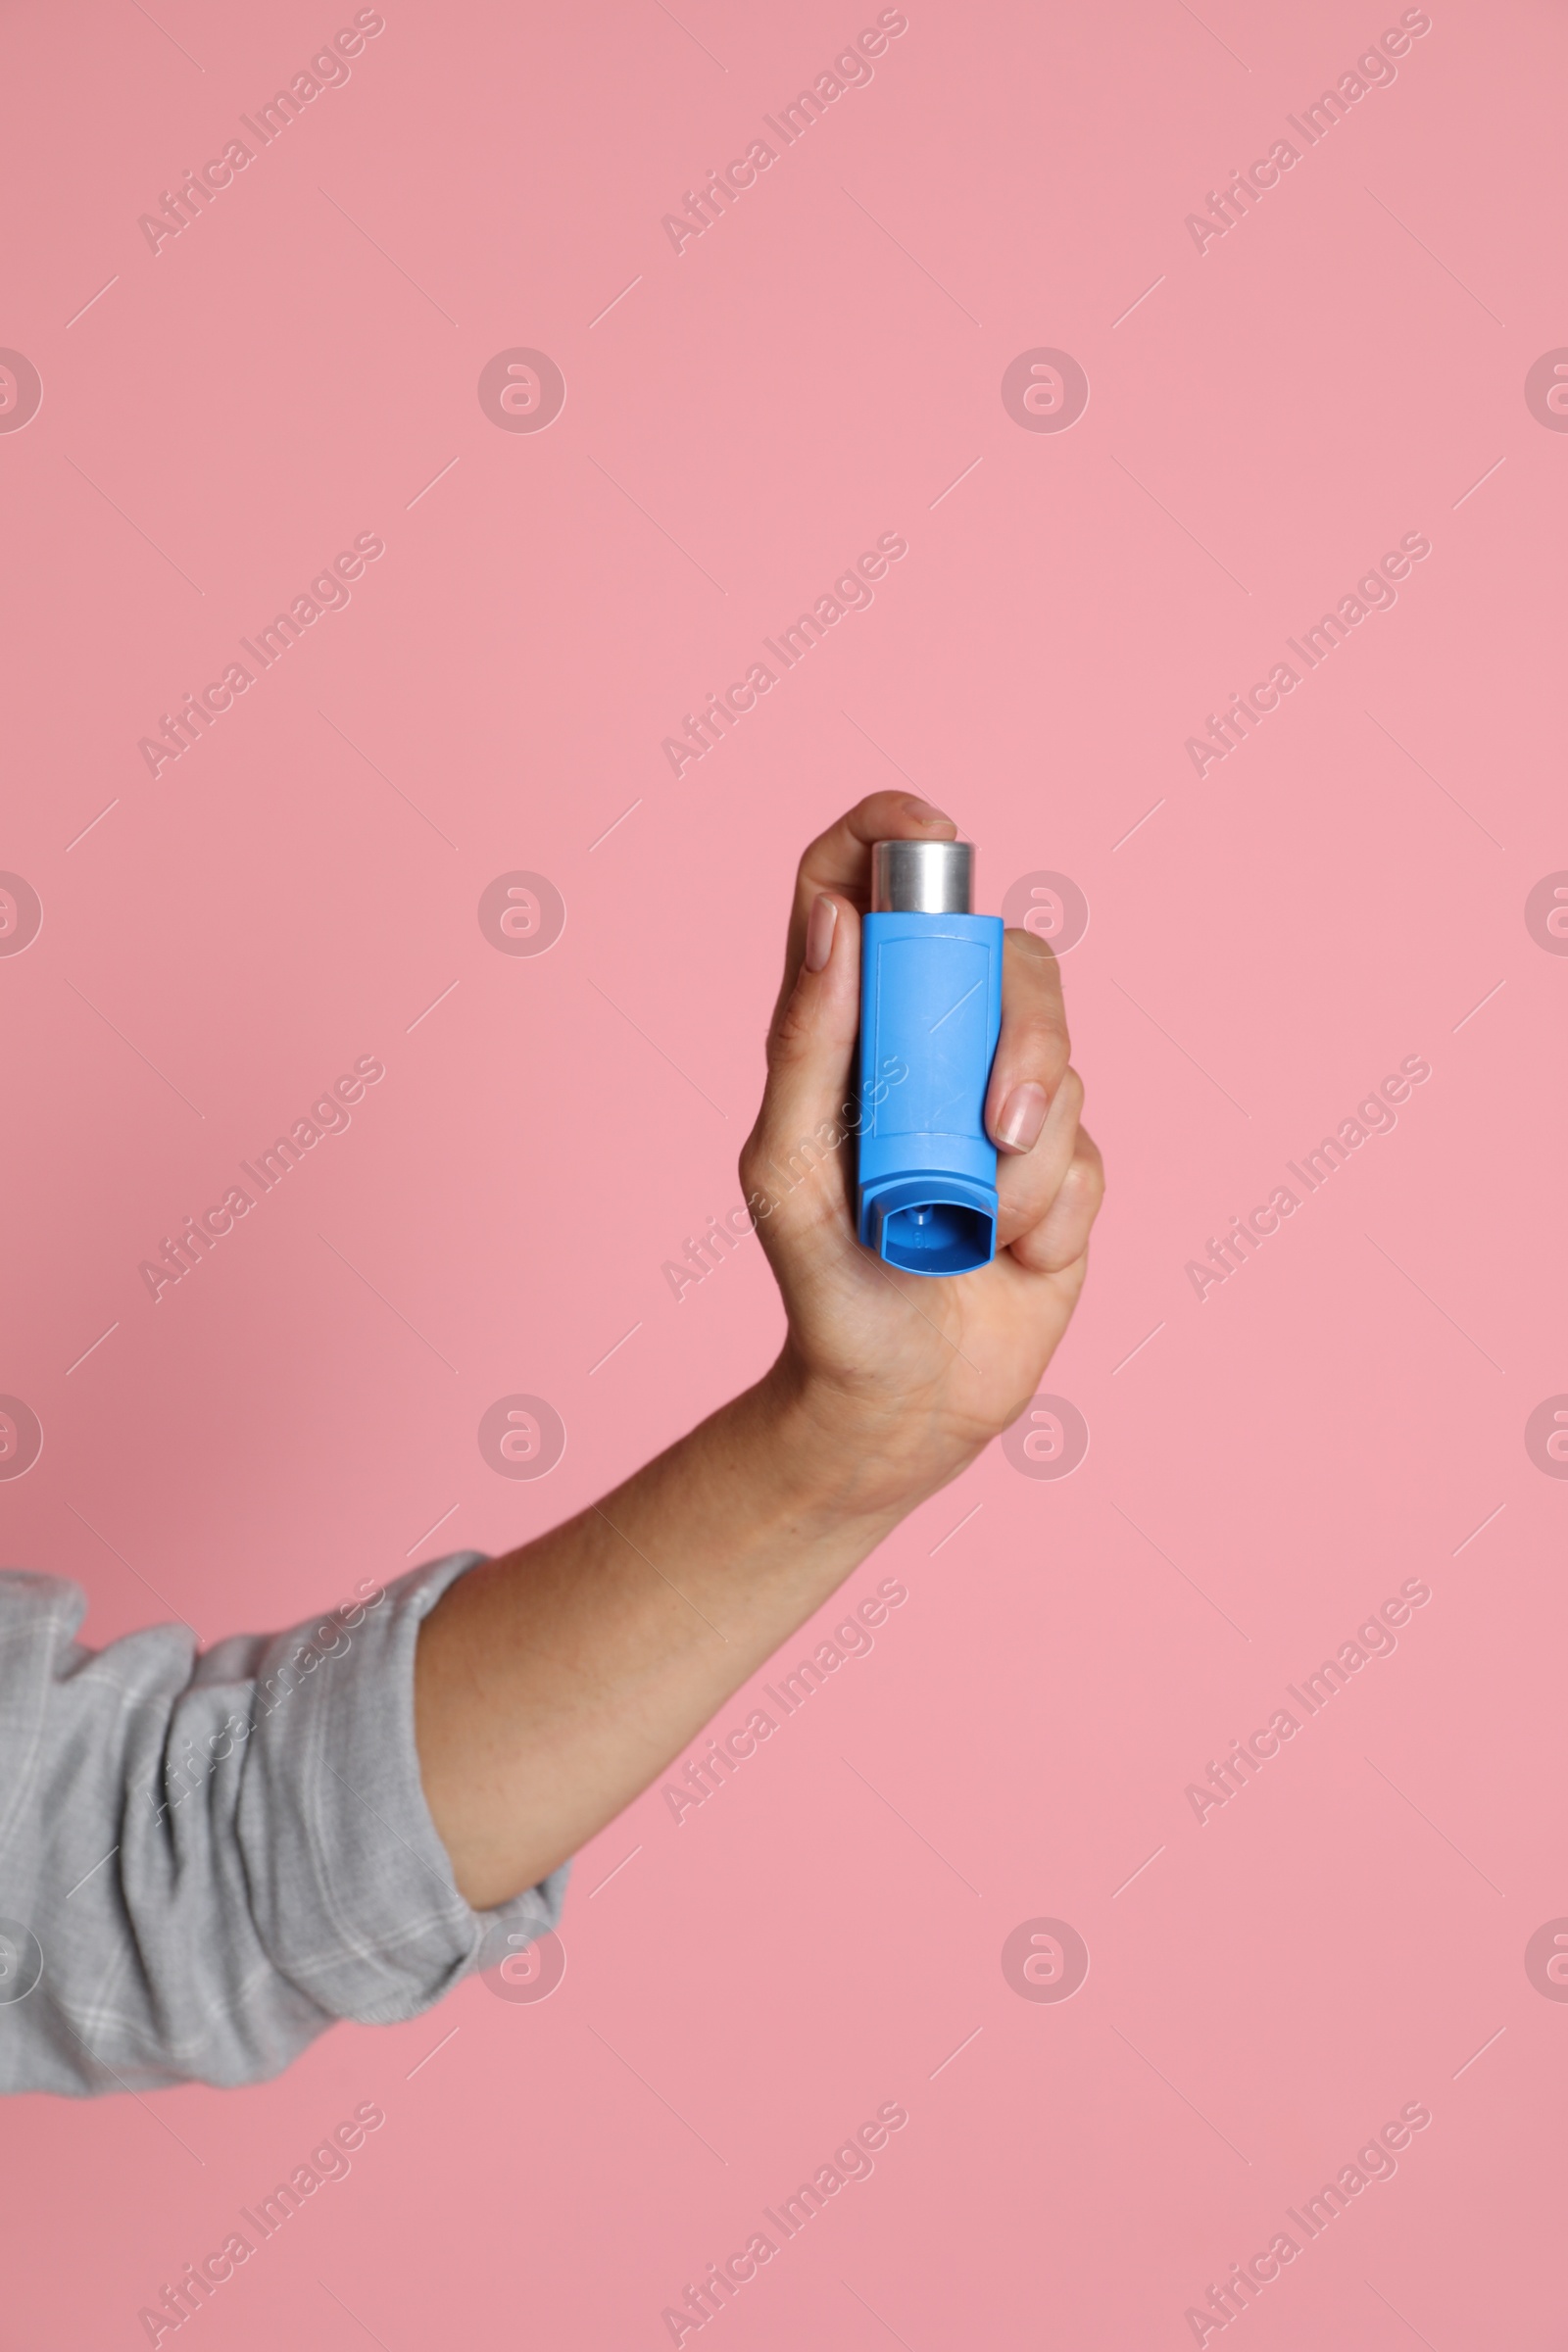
805, 893, 838, 972
903, 796, 953, 826
996, 1081, 1049, 1152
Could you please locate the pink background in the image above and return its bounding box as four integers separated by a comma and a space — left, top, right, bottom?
3, 0, 1566, 2343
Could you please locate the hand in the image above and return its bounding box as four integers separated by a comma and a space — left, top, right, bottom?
415, 791, 1102, 1906
740, 793, 1104, 1518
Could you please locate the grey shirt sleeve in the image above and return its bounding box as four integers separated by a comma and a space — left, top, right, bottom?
0, 1550, 569, 2096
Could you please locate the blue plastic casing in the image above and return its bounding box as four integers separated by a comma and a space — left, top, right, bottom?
856, 909, 1004, 1276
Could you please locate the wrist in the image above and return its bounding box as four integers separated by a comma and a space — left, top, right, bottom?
748, 1345, 980, 1530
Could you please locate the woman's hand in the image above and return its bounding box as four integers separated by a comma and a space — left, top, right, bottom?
741, 792, 1104, 1521
415, 794, 1103, 1908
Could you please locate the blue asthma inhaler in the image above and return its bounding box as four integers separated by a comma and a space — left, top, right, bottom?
856, 837, 1004, 1277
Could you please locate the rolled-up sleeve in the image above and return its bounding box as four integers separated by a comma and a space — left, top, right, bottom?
0, 1551, 569, 2096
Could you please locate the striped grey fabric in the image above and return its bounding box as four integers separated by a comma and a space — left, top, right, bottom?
0, 1549, 568, 2095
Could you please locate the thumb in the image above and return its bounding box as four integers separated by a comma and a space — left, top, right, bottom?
741, 891, 861, 1234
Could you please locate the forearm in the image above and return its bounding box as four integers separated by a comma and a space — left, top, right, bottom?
414, 1353, 940, 1910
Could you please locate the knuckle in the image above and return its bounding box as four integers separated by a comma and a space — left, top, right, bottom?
998, 1030, 1070, 1102
737, 1140, 778, 1221
1064, 1141, 1105, 1216
769, 990, 812, 1066
1052, 1064, 1084, 1122
1004, 923, 1059, 970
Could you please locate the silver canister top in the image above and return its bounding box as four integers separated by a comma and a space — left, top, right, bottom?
869, 838, 974, 914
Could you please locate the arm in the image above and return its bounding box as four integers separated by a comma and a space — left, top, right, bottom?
1, 793, 1097, 2098
0, 1554, 567, 2096
415, 792, 1104, 1908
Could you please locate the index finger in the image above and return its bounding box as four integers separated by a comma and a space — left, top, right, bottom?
770, 791, 956, 1032
983, 926, 1071, 1153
